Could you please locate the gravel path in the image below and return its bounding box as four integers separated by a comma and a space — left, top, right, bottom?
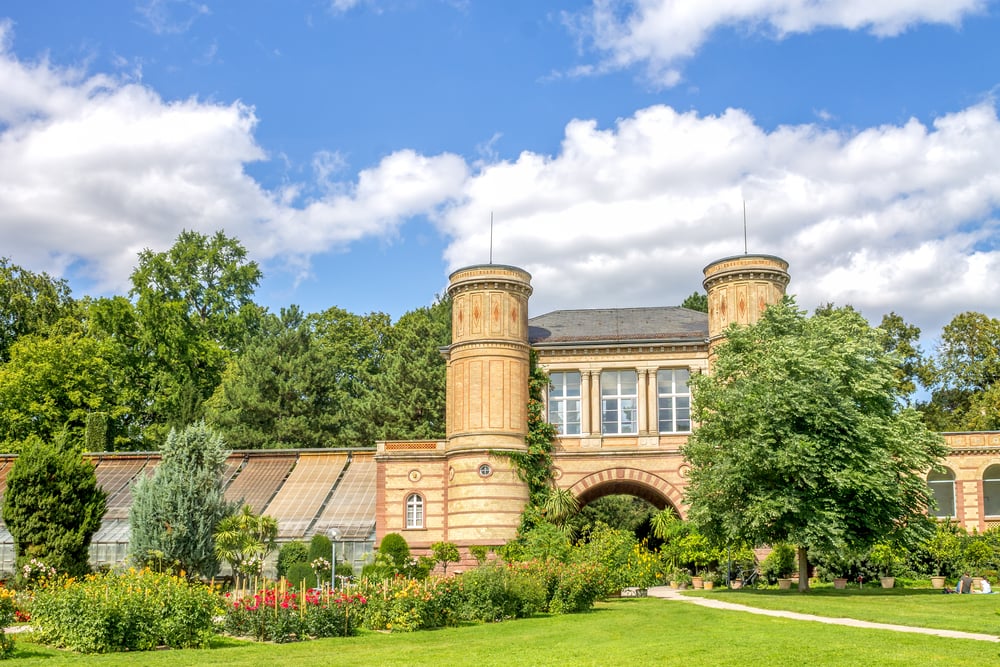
646, 586, 1000, 643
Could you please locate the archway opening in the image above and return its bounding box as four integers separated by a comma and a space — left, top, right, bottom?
570, 481, 679, 547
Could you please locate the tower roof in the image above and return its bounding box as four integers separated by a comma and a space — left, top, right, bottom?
528, 306, 708, 346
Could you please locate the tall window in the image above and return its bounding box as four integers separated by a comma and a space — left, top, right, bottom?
985, 465, 1000, 517
405, 493, 424, 529
601, 370, 637, 435
927, 468, 956, 518
548, 371, 581, 435
657, 369, 691, 432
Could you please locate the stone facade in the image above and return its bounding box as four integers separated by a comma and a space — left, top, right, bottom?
375, 254, 1000, 561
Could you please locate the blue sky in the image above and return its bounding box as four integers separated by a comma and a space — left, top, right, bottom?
1, 0, 999, 344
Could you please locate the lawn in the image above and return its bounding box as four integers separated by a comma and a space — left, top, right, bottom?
687, 587, 1000, 635
7, 597, 1000, 666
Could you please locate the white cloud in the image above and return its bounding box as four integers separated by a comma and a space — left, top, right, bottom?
438, 102, 1000, 340
0, 26, 466, 293
135, 0, 210, 35
567, 0, 988, 85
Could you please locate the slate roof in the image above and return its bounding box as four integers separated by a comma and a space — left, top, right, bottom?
528, 306, 708, 346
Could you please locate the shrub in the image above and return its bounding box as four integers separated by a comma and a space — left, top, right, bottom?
277, 542, 309, 579
285, 562, 317, 590
457, 562, 545, 622
762, 544, 796, 580
549, 561, 606, 614
379, 533, 412, 573
469, 545, 490, 565
308, 534, 333, 567
31, 569, 218, 653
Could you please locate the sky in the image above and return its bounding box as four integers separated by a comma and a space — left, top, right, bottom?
1, 0, 999, 348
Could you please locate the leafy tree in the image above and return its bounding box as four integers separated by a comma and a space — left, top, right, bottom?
368, 298, 451, 441
876, 312, 926, 400
430, 541, 460, 575
2, 436, 106, 577
309, 306, 392, 447
127, 230, 264, 444
205, 307, 344, 448
683, 298, 947, 591
129, 422, 235, 578
680, 291, 708, 313
213, 505, 278, 589
0, 320, 127, 453
0, 257, 75, 363
921, 312, 1000, 431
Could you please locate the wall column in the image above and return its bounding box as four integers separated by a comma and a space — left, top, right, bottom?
580, 370, 592, 436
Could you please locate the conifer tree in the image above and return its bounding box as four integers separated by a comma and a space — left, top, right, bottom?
129, 422, 235, 578
2, 436, 106, 577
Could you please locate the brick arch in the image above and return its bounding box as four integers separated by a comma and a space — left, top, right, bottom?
564, 468, 686, 518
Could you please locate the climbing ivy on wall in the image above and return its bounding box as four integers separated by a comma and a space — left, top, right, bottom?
505, 351, 558, 533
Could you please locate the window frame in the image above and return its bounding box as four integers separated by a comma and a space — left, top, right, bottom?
984, 465, 1000, 518
927, 468, 956, 519
600, 370, 638, 435
548, 371, 582, 435
656, 368, 692, 433
405, 493, 425, 530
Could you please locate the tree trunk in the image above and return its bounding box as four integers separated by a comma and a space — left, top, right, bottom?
797, 545, 810, 591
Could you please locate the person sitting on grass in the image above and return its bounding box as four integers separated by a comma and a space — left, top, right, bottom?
958, 572, 973, 594
974, 577, 992, 594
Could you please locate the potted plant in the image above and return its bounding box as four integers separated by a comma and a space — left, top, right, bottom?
868, 542, 899, 588
925, 522, 961, 589
674, 570, 692, 590
763, 544, 796, 590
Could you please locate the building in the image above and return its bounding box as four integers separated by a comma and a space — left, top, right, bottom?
376, 254, 1000, 562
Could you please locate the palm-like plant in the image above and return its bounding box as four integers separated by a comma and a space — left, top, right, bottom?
543, 486, 579, 527
214, 505, 278, 593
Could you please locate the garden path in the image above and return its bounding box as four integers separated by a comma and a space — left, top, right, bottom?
646, 586, 1000, 643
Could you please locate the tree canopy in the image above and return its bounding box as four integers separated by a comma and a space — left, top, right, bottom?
682, 298, 947, 590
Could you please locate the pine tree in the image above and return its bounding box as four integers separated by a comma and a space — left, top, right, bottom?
129, 422, 235, 578
2, 436, 106, 577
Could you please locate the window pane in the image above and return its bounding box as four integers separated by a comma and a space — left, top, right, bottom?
929, 482, 955, 518
564, 372, 581, 397
986, 480, 1000, 517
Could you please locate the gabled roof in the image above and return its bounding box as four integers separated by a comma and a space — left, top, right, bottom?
528, 306, 708, 346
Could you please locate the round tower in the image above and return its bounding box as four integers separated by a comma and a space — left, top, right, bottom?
702, 254, 790, 353
444, 264, 532, 544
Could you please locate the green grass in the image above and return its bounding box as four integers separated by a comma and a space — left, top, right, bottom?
7, 597, 1000, 666
687, 587, 1000, 635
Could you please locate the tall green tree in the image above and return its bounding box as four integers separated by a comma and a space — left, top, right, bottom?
0, 258, 75, 363
682, 298, 947, 591
129, 422, 235, 578
2, 436, 106, 577
309, 306, 392, 447
680, 292, 708, 313
369, 298, 451, 441
0, 319, 127, 453
126, 230, 264, 444
876, 312, 926, 400
214, 505, 278, 589
205, 307, 344, 448
921, 312, 1000, 431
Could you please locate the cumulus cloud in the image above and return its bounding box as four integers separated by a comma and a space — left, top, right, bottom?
567, 0, 987, 85
439, 102, 1000, 338
0, 25, 466, 292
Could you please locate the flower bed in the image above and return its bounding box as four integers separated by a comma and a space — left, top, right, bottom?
30, 569, 219, 653
223, 586, 366, 642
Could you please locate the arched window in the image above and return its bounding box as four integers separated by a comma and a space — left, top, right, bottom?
405, 493, 424, 529
984, 465, 1000, 518
927, 468, 956, 519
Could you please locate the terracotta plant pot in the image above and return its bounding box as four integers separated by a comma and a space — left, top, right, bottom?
731, 579, 743, 589
930, 576, 946, 589
880, 576, 895, 589
833, 578, 847, 589
778, 578, 793, 590
691, 576, 704, 589
704, 581, 715, 590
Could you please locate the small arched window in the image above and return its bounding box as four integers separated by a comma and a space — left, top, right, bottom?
984, 465, 1000, 517
405, 493, 424, 529
927, 467, 956, 519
